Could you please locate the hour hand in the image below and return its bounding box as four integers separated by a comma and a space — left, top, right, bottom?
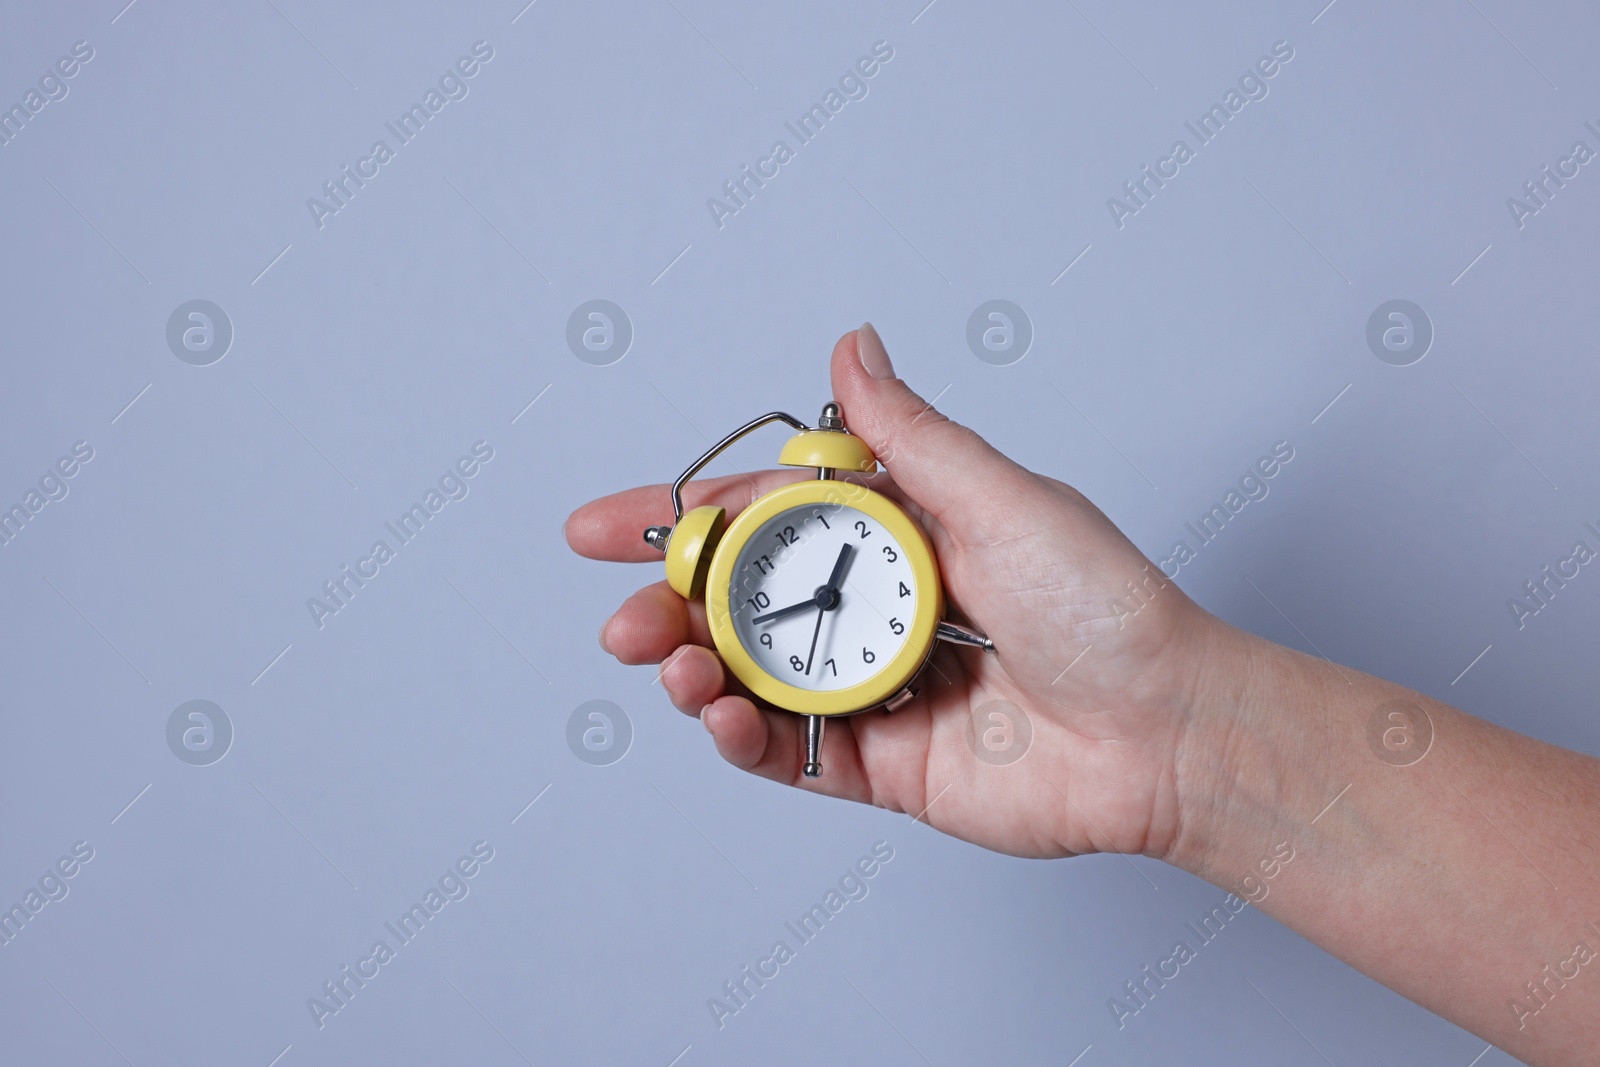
751, 597, 818, 625
825, 543, 854, 590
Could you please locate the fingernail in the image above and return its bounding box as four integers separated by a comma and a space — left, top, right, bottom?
700, 704, 715, 733
858, 322, 894, 380
598, 618, 614, 654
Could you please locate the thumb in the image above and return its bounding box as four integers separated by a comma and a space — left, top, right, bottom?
830, 324, 1036, 541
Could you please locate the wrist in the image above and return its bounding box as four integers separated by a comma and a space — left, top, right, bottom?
1160, 617, 1321, 879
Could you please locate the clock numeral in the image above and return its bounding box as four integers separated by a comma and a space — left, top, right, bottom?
759, 633, 772, 648
752, 554, 774, 575
747, 591, 770, 610
775, 525, 798, 547
862, 647, 876, 663
898, 581, 911, 598
822, 657, 837, 677
889, 617, 905, 635
813, 511, 830, 530
854, 520, 871, 539
882, 545, 898, 562
790, 655, 805, 672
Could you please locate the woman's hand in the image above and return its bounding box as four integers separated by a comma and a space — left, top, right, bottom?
566, 324, 1230, 860
572, 324, 1600, 1062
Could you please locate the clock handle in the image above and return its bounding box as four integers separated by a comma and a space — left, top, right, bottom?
665, 411, 808, 522
803, 714, 825, 778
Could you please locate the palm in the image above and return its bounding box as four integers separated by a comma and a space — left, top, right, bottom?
785, 473, 1205, 859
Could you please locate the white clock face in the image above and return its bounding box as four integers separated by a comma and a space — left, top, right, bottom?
727, 503, 919, 691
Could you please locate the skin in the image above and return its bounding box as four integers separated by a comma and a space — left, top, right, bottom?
567, 325, 1600, 1065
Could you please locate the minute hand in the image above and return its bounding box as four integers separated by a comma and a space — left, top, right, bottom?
751, 598, 819, 625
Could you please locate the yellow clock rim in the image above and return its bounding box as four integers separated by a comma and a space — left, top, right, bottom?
704, 479, 943, 716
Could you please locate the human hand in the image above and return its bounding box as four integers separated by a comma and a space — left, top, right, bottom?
566, 324, 1230, 860
573, 324, 1600, 1062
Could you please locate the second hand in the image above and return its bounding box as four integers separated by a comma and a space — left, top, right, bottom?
803, 602, 825, 675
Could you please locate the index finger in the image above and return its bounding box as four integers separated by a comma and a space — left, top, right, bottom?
565, 468, 811, 562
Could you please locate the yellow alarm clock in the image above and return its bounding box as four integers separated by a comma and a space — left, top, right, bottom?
643, 402, 995, 778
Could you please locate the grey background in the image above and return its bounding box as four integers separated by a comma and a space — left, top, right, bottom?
1, 0, 1592, 1064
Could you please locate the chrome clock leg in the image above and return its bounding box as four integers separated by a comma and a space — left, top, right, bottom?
936, 620, 997, 654
803, 714, 825, 778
